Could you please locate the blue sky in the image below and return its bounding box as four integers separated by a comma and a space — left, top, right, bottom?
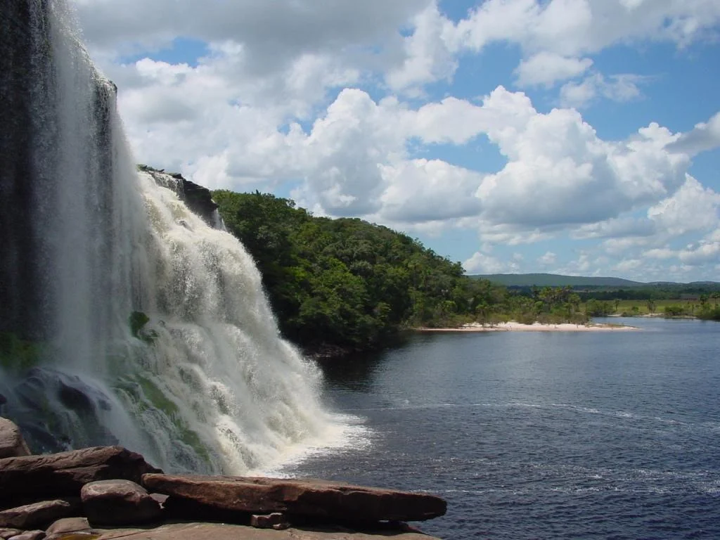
72, 0, 720, 282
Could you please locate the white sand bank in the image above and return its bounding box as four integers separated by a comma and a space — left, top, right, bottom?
417, 321, 638, 333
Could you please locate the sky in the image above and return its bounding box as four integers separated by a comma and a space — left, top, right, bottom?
69, 0, 720, 282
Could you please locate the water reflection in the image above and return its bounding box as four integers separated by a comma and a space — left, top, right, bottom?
314, 332, 412, 391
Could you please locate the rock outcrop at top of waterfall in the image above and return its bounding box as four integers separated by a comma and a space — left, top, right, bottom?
138, 165, 219, 227
0, 418, 445, 539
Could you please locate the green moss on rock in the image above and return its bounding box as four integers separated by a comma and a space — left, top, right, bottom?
0, 332, 46, 373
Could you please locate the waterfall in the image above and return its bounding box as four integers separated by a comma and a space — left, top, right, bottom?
0, 0, 350, 474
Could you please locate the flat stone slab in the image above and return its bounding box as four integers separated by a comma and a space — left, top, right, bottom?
0, 447, 161, 507
142, 475, 446, 523
0, 499, 79, 529
95, 522, 438, 539
7, 531, 45, 540
0, 418, 31, 459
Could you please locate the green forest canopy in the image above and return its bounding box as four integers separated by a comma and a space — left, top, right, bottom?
213, 191, 720, 355
213, 190, 505, 353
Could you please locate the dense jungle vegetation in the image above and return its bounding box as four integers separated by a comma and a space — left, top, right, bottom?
213, 191, 593, 355
213, 190, 720, 356
213, 191, 495, 354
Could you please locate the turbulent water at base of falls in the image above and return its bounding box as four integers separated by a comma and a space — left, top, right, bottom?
0, 0, 353, 474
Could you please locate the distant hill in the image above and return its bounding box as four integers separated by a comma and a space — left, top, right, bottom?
472, 273, 643, 288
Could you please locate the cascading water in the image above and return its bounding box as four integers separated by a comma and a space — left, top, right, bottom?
0, 0, 352, 474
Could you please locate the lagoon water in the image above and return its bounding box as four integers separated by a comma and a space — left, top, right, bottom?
286, 318, 720, 539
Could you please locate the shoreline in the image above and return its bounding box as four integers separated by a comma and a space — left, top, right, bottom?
416, 321, 638, 333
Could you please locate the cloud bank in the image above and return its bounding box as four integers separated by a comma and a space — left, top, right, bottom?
71, 0, 720, 280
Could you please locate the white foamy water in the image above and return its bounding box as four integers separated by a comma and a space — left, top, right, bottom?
116, 172, 352, 473
0, 0, 352, 474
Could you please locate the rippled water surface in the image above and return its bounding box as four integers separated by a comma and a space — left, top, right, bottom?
285, 318, 720, 539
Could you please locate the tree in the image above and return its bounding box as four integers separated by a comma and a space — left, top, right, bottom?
586, 299, 613, 317
213, 190, 499, 354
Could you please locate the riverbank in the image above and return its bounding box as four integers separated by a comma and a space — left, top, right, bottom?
416, 321, 638, 332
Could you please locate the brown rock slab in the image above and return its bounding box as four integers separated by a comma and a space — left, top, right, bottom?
93, 522, 438, 539
0, 529, 22, 540
45, 531, 100, 540
7, 531, 45, 540
0, 418, 31, 459
45, 534, 99, 540
142, 474, 446, 523
0, 447, 161, 507
0, 499, 79, 530
81, 480, 161, 526
46, 517, 92, 535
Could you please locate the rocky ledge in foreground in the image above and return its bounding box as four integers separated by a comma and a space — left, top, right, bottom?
143, 474, 446, 523
0, 417, 444, 539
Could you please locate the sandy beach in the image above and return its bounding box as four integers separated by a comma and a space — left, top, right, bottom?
417, 321, 638, 333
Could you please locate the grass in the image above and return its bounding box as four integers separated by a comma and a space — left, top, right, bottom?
0, 332, 47, 373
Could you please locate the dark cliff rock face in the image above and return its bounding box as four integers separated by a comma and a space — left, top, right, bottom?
175, 175, 220, 225
0, 0, 53, 340
142, 167, 219, 226
0, 0, 118, 341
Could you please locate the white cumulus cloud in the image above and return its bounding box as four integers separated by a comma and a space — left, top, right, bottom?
463, 251, 520, 274
515, 52, 593, 87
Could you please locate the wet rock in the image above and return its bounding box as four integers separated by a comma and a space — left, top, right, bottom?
9, 423, 64, 457
81, 480, 161, 526
7, 531, 45, 540
144, 168, 218, 226
57, 383, 93, 413
0, 499, 79, 530
0, 447, 161, 507
142, 474, 447, 523
178, 178, 219, 225
10, 371, 121, 454
0, 418, 31, 459
45, 517, 92, 536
